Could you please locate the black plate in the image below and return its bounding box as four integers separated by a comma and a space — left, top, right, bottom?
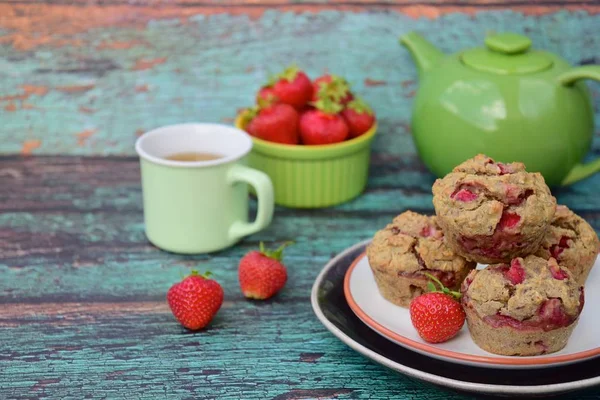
311, 241, 600, 398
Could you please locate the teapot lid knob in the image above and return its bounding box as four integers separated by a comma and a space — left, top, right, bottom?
461, 32, 553, 74
485, 33, 531, 54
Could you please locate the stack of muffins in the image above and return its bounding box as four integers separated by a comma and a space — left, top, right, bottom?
367, 154, 599, 356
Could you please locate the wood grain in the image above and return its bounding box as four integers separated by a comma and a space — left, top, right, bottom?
1, 3, 600, 399
1, 155, 599, 304
0, 8, 599, 152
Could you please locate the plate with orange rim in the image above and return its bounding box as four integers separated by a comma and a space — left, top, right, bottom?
344, 251, 600, 369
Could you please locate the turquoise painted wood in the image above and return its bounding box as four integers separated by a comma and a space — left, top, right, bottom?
3, 155, 600, 399
2, 4, 600, 399
0, 9, 598, 156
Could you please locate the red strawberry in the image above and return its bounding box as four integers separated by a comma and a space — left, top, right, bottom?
256, 86, 278, 106
452, 189, 478, 202
549, 258, 569, 280
312, 74, 353, 104
504, 258, 526, 285
167, 271, 224, 331
271, 65, 313, 110
299, 98, 348, 145
341, 97, 375, 139
239, 242, 292, 300
409, 274, 465, 343
498, 211, 521, 230
246, 103, 299, 144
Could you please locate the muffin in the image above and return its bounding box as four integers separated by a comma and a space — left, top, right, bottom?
535, 205, 599, 284
367, 211, 476, 307
432, 154, 556, 264
461, 255, 584, 356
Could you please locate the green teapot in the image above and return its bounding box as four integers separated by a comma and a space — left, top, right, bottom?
400, 32, 600, 186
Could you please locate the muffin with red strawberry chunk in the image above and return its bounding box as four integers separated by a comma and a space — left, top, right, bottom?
535, 205, 599, 284
461, 255, 584, 356
433, 154, 556, 264
367, 211, 476, 308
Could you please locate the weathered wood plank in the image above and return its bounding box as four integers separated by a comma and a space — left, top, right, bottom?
3, 155, 600, 214
2, 302, 600, 399
1, 155, 600, 303
5, 0, 600, 4
0, 8, 598, 153
0, 304, 470, 400
0, 210, 392, 301
3, 0, 600, 5
0, 5, 599, 399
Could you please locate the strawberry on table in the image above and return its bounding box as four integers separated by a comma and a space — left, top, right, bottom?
167, 271, 224, 331
271, 65, 313, 110
409, 273, 466, 343
341, 97, 375, 139
299, 98, 349, 145
312, 74, 353, 104
239, 242, 292, 300
245, 103, 300, 145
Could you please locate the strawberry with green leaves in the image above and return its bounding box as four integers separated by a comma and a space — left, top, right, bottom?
167, 271, 224, 331
239, 242, 292, 300
299, 98, 349, 145
245, 102, 300, 145
312, 74, 354, 104
341, 97, 376, 138
256, 86, 278, 105
266, 65, 313, 110
409, 273, 466, 343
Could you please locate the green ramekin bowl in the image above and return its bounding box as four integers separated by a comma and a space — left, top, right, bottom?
235, 112, 377, 208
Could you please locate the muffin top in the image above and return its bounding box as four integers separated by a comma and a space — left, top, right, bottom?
367, 211, 474, 274
536, 205, 599, 276
432, 154, 556, 237
461, 255, 583, 330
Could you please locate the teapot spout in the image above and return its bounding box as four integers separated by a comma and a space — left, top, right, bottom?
561, 158, 600, 186
400, 32, 444, 78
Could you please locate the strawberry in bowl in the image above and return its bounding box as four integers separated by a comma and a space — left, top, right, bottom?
235, 65, 378, 208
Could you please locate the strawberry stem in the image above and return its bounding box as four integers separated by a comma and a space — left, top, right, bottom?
315, 75, 350, 103
189, 270, 212, 279
424, 272, 461, 300
259, 241, 294, 262
311, 97, 343, 115
347, 97, 373, 115
276, 64, 300, 83
257, 91, 277, 109
240, 106, 259, 127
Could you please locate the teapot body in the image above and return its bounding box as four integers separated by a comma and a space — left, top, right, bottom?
411, 53, 595, 186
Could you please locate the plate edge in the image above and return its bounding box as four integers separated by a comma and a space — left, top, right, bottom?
310, 240, 600, 395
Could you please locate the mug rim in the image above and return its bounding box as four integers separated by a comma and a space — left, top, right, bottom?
135, 122, 253, 168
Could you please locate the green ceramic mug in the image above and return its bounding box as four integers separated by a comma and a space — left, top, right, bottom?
135, 123, 274, 254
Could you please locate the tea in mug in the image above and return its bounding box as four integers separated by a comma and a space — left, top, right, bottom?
165, 152, 223, 162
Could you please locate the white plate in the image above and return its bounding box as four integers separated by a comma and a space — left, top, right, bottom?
345, 251, 600, 369
312, 240, 600, 396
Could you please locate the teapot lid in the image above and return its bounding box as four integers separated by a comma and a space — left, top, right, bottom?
461, 33, 553, 74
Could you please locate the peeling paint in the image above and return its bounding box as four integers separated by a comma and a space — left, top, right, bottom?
364, 78, 387, 87
20, 140, 41, 155
0, 9, 598, 156
76, 129, 98, 146
55, 84, 96, 93
131, 57, 167, 71
0, 5, 599, 51
0, 85, 48, 103
79, 106, 96, 114
97, 40, 147, 50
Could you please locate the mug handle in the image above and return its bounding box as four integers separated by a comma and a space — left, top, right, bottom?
227, 164, 274, 241
557, 66, 600, 185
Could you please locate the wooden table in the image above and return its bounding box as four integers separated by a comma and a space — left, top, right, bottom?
2, 1, 600, 398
